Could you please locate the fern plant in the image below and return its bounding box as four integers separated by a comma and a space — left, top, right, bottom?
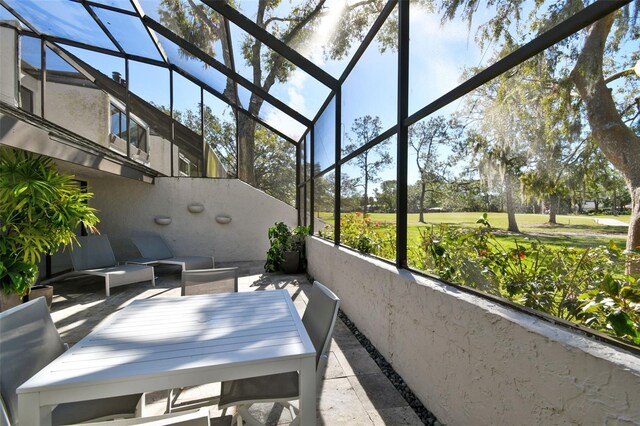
0, 149, 99, 296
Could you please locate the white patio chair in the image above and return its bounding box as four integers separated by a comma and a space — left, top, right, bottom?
181, 267, 239, 296
66, 235, 155, 297
1, 394, 11, 426
130, 235, 214, 271
0, 297, 144, 426
217, 281, 340, 426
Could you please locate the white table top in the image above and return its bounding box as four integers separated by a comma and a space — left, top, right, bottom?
18, 290, 316, 395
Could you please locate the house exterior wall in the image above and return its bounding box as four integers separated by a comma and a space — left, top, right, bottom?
307, 237, 640, 425
89, 176, 297, 262
148, 134, 176, 177
44, 82, 110, 146
0, 25, 17, 107
0, 26, 229, 181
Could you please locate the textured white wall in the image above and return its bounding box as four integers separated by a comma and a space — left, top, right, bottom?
148, 134, 176, 176
89, 177, 297, 262
0, 26, 17, 106
44, 83, 109, 146
307, 237, 640, 425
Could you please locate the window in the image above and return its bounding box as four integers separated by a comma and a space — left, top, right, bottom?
109, 102, 148, 153
20, 86, 33, 113
110, 104, 126, 140
129, 120, 147, 152
301, 1, 640, 348
178, 152, 199, 177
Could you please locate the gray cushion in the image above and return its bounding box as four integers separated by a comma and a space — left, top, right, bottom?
182, 267, 238, 296
302, 282, 340, 365
70, 235, 117, 270
218, 372, 299, 408
164, 256, 214, 271
131, 235, 174, 260
52, 394, 140, 426
0, 298, 66, 423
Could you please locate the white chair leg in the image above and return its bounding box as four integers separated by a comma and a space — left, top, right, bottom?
167, 388, 174, 413
230, 412, 242, 426
136, 394, 146, 417
281, 401, 299, 426
105, 275, 111, 297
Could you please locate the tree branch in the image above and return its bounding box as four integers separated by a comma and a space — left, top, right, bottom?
186, 0, 237, 103
264, 16, 301, 26
604, 67, 636, 84
281, 0, 327, 45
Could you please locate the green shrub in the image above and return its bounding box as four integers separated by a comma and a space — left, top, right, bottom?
409, 213, 640, 345
0, 149, 99, 296
319, 212, 640, 344
321, 213, 396, 260
264, 222, 310, 272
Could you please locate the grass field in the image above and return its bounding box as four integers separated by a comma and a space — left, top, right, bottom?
316, 211, 629, 251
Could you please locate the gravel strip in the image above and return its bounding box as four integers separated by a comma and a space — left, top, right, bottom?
337, 309, 442, 426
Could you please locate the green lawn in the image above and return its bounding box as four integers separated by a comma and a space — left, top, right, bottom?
316, 211, 629, 251
320, 211, 630, 226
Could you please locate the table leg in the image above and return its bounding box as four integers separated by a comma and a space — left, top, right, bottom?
18, 392, 51, 426
299, 356, 317, 426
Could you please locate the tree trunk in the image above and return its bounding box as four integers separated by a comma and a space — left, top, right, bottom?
548, 194, 558, 225
363, 154, 369, 216
570, 13, 640, 261
419, 180, 426, 223
363, 177, 368, 216
630, 187, 640, 251
237, 115, 256, 185
504, 173, 520, 233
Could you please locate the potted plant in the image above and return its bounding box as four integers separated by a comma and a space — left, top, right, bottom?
265, 222, 310, 274
282, 231, 305, 274
0, 149, 99, 310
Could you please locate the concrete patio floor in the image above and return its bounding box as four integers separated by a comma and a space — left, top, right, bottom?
48, 264, 425, 425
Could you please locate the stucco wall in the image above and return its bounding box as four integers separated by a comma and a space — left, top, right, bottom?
307, 237, 640, 425
89, 176, 297, 262
0, 25, 17, 107
148, 134, 176, 176
44, 82, 109, 146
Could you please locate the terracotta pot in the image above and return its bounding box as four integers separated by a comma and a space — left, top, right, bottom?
0, 292, 22, 312
26, 285, 53, 309
282, 251, 300, 274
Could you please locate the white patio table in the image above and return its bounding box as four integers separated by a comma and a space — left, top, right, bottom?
17, 290, 317, 425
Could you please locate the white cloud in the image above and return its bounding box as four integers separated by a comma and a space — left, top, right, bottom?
408, 6, 484, 110
264, 105, 307, 141
286, 69, 308, 112
262, 67, 309, 141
